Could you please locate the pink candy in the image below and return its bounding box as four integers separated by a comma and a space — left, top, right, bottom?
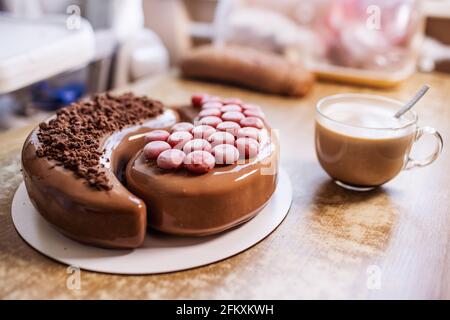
220, 104, 242, 113
202, 102, 223, 109
208, 131, 235, 148
150, 96, 266, 173
199, 108, 221, 118
236, 137, 259, 159
157, 149, 186, 170
221, 111, 245, 123
216, 121, 241, 136
205, 96, 222, 103
183, 139, 211, 153
222, 98, 242, 105
243, 109, 265, 119
236, 127, 261, 141
184, 151, 215, 173
240, 117, 264, 129
241, 103, 262, 111
144, 130, 170, 143
192, 94, 208, 108
171, 122, 194, 133
167, 131, 193, 149
143, 141, 171, 160
212, 144, 239, 165
192, 125, 216, 139
199, 116, 222, 128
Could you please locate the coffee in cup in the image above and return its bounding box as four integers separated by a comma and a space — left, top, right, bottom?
315, 94, 443, 191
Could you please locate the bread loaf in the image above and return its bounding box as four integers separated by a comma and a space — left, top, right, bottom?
180, 45, 314, 97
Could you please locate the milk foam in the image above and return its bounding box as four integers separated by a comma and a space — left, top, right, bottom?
320, 102, 413, 139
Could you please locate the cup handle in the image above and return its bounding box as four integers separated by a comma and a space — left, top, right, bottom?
404, 126, 443, 170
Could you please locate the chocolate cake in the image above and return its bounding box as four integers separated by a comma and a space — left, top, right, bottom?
21, 92, 278, 248
22, 93, 178, 249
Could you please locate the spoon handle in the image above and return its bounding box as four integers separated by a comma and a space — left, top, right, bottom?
395, 85, 430, 118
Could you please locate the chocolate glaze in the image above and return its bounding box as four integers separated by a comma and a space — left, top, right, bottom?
125, 134, 278, 236
22, 102, 279, 248
22, 110, 178, 249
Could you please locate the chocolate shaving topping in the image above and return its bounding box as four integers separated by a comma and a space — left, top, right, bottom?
36, 92, 164, 190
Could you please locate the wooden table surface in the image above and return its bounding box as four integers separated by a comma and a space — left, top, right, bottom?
0, 72, 449, 299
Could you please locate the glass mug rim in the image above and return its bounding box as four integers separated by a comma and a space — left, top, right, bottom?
316, 93, 418, 131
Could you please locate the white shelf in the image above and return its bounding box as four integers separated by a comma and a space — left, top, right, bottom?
0, 14, 95, 94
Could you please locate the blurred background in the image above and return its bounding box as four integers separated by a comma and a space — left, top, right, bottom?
1, 0, 450, 131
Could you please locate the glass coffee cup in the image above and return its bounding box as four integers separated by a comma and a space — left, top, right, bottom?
315, 93, 443, 191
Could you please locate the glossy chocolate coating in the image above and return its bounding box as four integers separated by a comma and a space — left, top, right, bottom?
22, 110, 178, 249
126, 138, 278, 236
21, 103, 279, 248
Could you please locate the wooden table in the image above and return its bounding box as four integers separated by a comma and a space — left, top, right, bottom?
1, 72, 449, 299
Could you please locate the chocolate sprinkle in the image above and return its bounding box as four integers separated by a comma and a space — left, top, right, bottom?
36, 92, 164, 190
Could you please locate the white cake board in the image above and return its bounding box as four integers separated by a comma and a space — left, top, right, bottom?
11, 168, 292, 275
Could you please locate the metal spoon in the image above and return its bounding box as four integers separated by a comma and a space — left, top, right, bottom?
395, 84, 430, 118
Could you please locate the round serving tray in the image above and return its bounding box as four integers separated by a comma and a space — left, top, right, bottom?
12, 168, 292, 275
